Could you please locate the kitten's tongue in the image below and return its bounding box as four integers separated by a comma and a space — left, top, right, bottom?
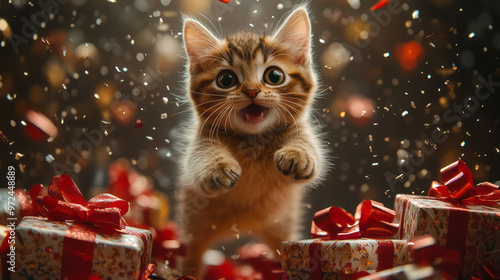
243, 104, 266, 124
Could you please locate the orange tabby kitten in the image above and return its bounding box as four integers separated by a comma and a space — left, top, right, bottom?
179, 7, 328, 277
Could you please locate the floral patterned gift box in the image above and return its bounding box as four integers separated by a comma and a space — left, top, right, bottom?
394, 160, 500, 278
281, 200, 410, 280
4, 174, 156, 280
13, 217, 152, 280
281, 238, 409, 280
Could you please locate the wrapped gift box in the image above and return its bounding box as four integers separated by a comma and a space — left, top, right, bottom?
12, 217, 152, 280
127, 190, 170, 229
394, 194, 500, 277
103, 159, 171, 229
281, 239, 409, 280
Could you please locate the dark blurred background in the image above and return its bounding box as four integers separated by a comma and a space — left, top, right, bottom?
0, 0, 499, 237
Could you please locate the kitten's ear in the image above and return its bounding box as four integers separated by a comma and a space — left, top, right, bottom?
183, 19, 219, 66
273, 8, 311, 65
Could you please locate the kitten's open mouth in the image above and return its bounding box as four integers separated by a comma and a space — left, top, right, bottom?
240, 103, 268, 124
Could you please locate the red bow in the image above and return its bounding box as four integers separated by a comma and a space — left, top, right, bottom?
311, 200, 399, 239
38, 174, 129, 229
429, 160, 500, 205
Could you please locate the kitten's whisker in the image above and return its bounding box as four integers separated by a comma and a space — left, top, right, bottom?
198, 102, 227, 138
210, 103, 230, 140
198, 13, 224, 40
217, 104, 233, 138
173, 98, 227, 118
270, 103, 288, 127
275, 103, 299, 133
228, 107, 238, 132
179, 85, 227, 97
191, 98, 227, 109
223, 104, 236, 136
187, 36, 220, 52
280, 100, 305, 115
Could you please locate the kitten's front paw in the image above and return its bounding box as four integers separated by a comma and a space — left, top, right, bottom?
199, 158, 241, 197
275, 147, 315, 180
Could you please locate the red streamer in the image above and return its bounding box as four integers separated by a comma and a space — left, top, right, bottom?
370, 0, 390, 11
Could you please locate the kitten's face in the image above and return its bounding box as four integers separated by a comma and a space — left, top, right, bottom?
184, 8, 315, 135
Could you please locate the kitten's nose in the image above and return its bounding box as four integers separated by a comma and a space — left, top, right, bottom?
243, 89, 260, 99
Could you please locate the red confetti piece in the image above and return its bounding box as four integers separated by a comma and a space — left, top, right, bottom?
134, 119, 144, 129
370, 0, 390, 11
23, 110, 58, 142
395, 41, 424, 71
219, 0, 230, 3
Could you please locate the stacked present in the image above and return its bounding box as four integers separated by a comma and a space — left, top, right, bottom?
282, 160, 500, 280
282, 200, 410, 279
105, 159, 170, 229
0, 174, 156, 280
391, 160, 500, 278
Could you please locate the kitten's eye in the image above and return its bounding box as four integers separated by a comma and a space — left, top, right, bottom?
263, 67, 285, 85
217, 71, 238, 89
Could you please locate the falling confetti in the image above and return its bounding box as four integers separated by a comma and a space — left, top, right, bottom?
395, 41, 424, 71
45, 154, 55, 163
412, 10, 419, 19
41, 37, 50, 45
134, 119, 144, 129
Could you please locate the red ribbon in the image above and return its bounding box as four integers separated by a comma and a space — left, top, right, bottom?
61, 223, 96, 280
39, 174, 129, 230
311, 200, 399, 240
429, 160, 500, 205
409, 235, 463, 279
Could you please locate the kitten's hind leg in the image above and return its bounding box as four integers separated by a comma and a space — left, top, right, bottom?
180, 232, 214, 278
257, 221, 298, 263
